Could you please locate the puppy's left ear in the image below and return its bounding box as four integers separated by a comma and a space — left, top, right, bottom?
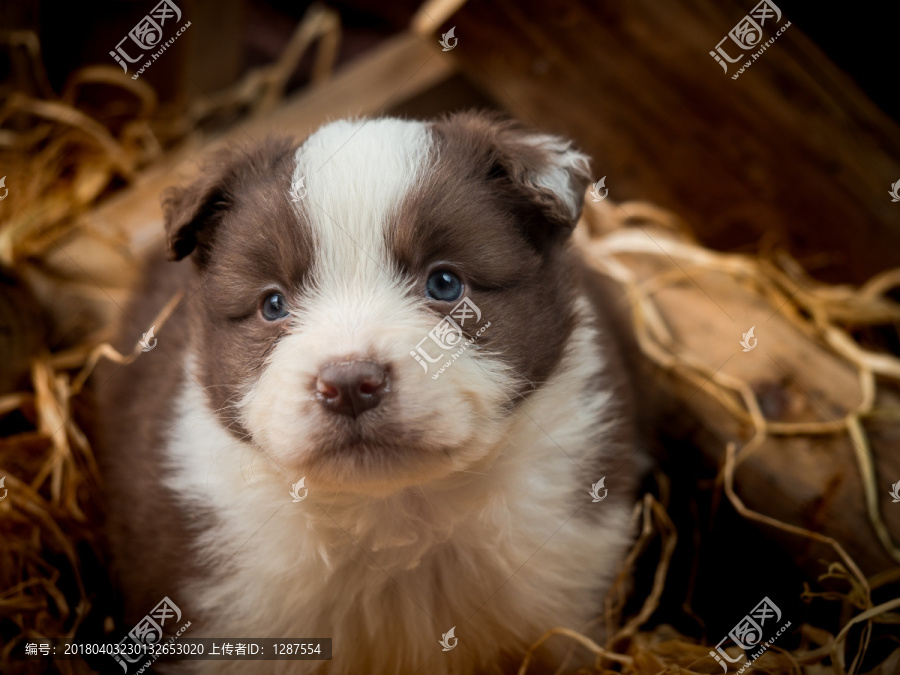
435, 113, 592, 244
492, 126, 592, 234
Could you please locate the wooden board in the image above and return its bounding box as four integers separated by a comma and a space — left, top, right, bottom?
444, 0, 900, 285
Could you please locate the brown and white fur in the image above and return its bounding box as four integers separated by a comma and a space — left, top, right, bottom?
94, 112, 639, 674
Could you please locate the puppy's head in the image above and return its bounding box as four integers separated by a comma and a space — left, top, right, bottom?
164, 112, 591, 494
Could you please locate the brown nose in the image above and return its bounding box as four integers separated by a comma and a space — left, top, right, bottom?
316, 361, 388, 417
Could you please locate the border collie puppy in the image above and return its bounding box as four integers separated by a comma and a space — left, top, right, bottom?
95, 112, 638, 674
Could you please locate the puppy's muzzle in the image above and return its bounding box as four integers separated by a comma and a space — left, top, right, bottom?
315, 360, 388, 418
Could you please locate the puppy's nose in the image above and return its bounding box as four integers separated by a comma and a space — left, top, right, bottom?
316, 361, 388, 417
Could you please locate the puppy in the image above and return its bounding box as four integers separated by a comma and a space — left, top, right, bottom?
94, 112, 639, 674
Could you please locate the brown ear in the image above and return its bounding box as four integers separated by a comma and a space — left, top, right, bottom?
435, 112, 592, 241
162, 137, 296, 264
162, 148, 239, 264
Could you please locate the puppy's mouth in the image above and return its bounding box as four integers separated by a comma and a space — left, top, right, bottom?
308, 414, 430, 460
294, 412, 460, 490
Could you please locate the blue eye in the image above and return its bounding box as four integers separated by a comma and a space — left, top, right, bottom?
426, 270, 463, 302
261, 292, 289, 321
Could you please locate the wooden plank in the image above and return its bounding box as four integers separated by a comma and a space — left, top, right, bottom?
444, 0, 900, 285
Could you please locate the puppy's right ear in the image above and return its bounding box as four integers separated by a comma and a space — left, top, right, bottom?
162, 148, 238, 265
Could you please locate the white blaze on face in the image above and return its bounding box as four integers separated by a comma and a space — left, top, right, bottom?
240, 119, 514, 487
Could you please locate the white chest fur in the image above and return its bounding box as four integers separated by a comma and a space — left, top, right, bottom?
164, 316, 633, 675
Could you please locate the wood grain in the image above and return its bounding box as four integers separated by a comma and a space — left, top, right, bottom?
445, 0, 900, 284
